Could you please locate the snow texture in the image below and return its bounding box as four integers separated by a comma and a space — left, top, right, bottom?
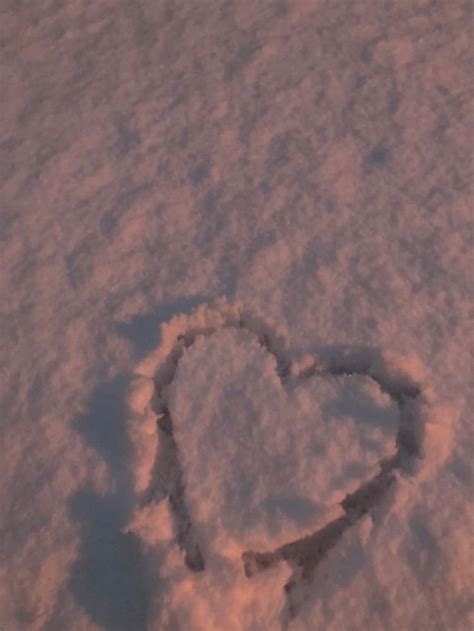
1, 1, 472, 630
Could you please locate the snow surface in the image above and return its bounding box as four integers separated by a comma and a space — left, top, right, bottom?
1, 1, 473, 630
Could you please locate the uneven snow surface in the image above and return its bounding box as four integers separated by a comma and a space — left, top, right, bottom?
1, 1, 473, 630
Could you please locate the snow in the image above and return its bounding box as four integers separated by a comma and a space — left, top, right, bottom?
1, 1, 472, 630
167, 327, 399, 551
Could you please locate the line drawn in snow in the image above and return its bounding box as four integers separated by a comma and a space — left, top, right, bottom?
129, 300, 440, 621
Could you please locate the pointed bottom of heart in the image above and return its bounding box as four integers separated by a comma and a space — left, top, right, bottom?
158, 538, 293, 631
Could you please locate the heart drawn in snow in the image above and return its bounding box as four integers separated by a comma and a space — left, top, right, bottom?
169, 327, 399, 554
132, 302, 426, 598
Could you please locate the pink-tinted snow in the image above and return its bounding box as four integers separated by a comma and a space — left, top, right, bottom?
0, 1, 472, 630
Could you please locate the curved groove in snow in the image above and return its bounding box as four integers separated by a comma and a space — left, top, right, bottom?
136, 301, 430, 618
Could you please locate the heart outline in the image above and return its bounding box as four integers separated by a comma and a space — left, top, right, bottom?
138, 302, 426, 617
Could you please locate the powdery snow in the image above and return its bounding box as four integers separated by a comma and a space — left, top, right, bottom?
1, 1, 472, 630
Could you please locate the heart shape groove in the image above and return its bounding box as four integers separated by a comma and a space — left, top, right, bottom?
167, 327, 400, 555
126, 301, 436, 614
